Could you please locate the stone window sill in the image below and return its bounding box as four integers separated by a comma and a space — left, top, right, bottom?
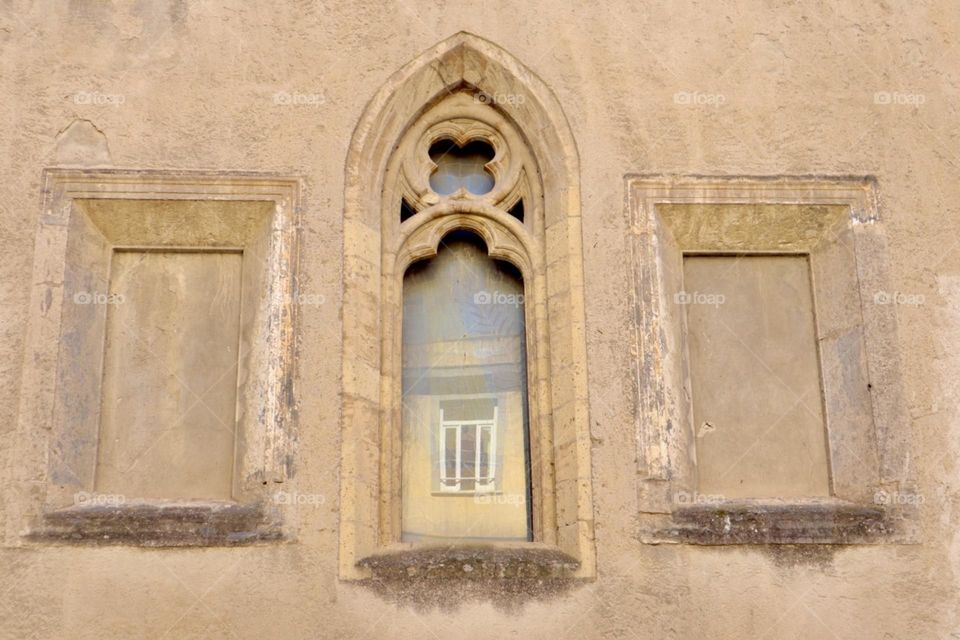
357, 543, 581, 580
640, 499, 916, 545
26, 501, 282, 546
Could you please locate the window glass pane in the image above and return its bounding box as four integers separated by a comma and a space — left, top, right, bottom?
479, 425, 492, 480
401, 231, 532, 543
440, 397, 496, 422
461, 424, 477, 479
443, 426, 458, 482
428, 140, 495, 196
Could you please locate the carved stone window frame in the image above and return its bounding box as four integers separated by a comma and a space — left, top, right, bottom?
628, 175, 918, 545
384, 92, 542, 540
10, 169, 300, 546
340, 33, 596, 580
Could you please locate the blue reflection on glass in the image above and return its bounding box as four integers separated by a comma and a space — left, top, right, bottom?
428, 140, 495, 196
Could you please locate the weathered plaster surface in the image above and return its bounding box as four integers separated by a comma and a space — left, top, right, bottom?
0, 1, 958, 638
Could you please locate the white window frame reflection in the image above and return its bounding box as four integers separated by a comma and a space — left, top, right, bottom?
438, 404, 498, 494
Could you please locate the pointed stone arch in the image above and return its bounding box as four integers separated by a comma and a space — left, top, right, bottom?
344, 31, 581, 229
339, 32, 594, 580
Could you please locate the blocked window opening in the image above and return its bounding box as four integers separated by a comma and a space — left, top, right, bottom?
629, 178, 915, 546
682, 254, 830, 498
95, 249, 243, 500
19, 173, 299, 547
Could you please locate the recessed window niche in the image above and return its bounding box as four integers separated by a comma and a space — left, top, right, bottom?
79, 200, 273, 502
95, 249, 243, 500
18, 171, 299, 545
628, 176, 916, 545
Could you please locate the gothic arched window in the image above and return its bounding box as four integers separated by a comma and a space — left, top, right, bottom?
340, 33, 595, 581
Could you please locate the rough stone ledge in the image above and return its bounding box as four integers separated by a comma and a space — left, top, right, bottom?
357, 544, 581, 580
25, 501, 284, 546
641, 501, 911, 545
354, 545, 586, 609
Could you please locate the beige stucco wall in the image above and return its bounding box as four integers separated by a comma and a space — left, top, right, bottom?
1, 1, 958, 638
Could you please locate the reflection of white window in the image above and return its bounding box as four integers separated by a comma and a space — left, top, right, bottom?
439, 403, 498, 493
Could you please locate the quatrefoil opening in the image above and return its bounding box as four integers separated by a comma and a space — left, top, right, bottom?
428, 139, 496, 196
